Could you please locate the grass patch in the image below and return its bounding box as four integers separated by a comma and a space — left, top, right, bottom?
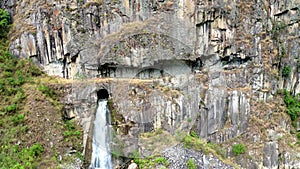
187, 158, 197, 169
232, 143, 246, 156
182, 131, 238, 167
133, 156, 169, 169
63, 119, 82, 140
0, 11, 83, 167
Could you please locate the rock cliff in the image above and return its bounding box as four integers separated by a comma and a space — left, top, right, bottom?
2, 0, 300, 168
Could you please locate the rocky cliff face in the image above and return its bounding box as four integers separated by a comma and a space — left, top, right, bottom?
3, 0, 300, 168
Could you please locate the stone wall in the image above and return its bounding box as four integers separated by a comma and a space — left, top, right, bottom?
3, 0, 300, 168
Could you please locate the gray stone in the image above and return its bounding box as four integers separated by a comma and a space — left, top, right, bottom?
162, 144, 234, 169
263, 142, 279, 169
3, 0, 300, 168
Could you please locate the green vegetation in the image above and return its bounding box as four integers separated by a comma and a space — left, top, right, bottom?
38, 84, 56, 98
207, 142, 227, 159
130, 151, 169, 169
0, 52, 43, 102
297, 133, 300, 140
154, 157, 169, 166
0, 9, 10, 38
282, 65, 291, 78
183, 131, 228, 159
278, 89, 300, 144
187, 158, 197, 169
189, 130, 199, 138
183, 131, 203, 151
133, 156, 169, 169
281, 90, 300, 122
2, 143, 44, 169
232, 143, 246, 156
63, 119, 82, 140
129, 137, 170, 168
0, 8, 83, 168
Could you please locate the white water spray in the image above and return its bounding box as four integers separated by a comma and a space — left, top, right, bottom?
90, 100, 112, 169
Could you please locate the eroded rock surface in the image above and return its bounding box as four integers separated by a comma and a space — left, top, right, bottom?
163, 144, 234, 169
3, 0, 300, 168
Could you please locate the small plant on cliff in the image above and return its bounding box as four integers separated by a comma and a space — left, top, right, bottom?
281, 89, 300, 122
282, 65, 291, 78
297, 132, 300, 140
183, 134, 204, 151
232, 143, 246, 156
187, 158, 197, 169
0, 8, 10, 38
190, 130, 199, 138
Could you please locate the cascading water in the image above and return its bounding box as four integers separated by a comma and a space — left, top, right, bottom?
90, 100, 112, 169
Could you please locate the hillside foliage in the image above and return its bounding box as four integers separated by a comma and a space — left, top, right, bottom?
0, 8, 83, 168
0, 8, 10, 38
281, 90, 300, 122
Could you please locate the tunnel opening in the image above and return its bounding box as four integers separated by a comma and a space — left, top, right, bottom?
135, 68, 170, 79
97, 89, 109, 100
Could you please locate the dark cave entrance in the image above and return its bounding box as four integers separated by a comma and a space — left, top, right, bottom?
97, 89, 109, 100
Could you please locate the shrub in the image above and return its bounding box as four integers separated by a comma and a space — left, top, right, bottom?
10, 114, 25, 125
190, 130, 199, 138
0, 9, 10, 38
2, 71, 13, 78
29, 143, 44, 157
6, 104, 17, 113
1, 143, 44, 168
154, 157, 169, 166
282, 65, 291, 78
73, 130, 81, 136
0, 9, 10, 27
297, 132, 300, 140
64, 119, 76, 130
187, 158, 197, 169
12, 90, 26, 104
63, 131, 72, 137
232, 143, 246, 156
282, 90, 300, 121
183, 135, 204, 151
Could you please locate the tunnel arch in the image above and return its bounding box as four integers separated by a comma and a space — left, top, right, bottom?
97, 89, 109, 100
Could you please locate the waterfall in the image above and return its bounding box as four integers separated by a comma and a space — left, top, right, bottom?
90, 100, 112, 169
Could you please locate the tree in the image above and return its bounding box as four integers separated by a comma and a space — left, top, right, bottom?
0, 8, 10, 38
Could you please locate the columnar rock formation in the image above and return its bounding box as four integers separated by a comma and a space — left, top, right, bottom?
2, 0, 300, 168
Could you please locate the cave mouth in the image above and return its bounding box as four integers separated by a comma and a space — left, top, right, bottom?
97, 89, 109, 100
